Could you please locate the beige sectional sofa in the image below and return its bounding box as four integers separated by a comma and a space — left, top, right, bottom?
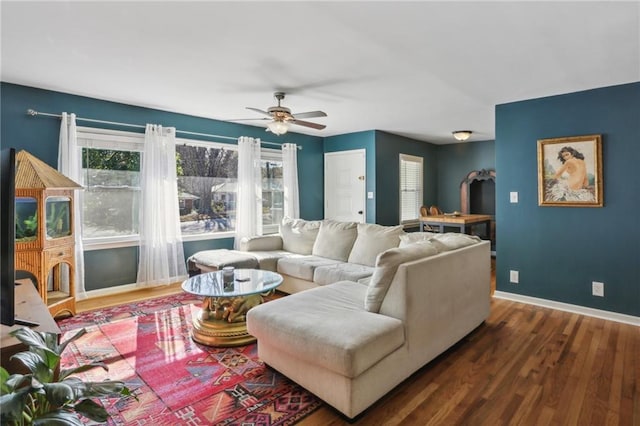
242, 217, 491, 418
238, 218, 407, 293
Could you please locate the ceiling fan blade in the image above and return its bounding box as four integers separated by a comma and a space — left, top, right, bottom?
292, 110, 327, 119
291, 119, 326, 130
227, 117, 270, 122
246, 107, 272, 117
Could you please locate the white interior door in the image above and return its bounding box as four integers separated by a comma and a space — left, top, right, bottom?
324, 150, 366, 222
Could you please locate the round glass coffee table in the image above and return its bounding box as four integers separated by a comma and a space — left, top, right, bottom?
181, 269, 282, 347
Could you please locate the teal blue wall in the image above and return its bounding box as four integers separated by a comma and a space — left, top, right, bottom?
436, 140, 495, 212
1, 83, 324, 290
324, 131, 376, 223
495, 82, 640, 316
375, 131, 438, 226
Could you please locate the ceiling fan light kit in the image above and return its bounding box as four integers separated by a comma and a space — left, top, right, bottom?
267, 120, 290, 135
239, 92, 327, 136
452, 130, 473, 141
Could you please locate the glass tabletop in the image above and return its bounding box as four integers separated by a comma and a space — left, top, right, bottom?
181, 269, 283, 298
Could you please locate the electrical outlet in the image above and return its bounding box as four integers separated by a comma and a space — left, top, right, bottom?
510, 192, 518, 203
592, 281, 604, 297
509, 270, 519, 284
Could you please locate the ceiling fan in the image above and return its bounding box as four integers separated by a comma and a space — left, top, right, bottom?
236, 92, 327, 135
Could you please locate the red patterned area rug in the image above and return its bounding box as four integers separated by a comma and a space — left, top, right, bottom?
57, 296, 322, 425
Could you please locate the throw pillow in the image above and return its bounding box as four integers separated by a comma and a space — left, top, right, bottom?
398, 231, 438, 248
348, 223, 405, 266
429, 233, 482, 251
311, 220, 358, 261
365, 240, 439, 313
280, 217, 321, 255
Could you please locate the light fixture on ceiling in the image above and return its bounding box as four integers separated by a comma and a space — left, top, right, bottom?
266, 120, 289, 136
452, 130, 472, 141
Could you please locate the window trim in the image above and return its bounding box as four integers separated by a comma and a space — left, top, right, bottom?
398, 153, 424, 227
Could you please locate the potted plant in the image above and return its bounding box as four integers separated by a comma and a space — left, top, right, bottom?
0, 327, 133, 425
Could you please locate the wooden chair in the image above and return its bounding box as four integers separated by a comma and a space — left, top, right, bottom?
428, 205, 443, 216
420, 205, 442, 232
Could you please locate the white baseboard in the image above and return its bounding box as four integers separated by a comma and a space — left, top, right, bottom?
493, 291, 640, 326
84, 283, 139, 299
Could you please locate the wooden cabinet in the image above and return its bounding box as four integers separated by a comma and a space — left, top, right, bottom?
14, 150, 82, 318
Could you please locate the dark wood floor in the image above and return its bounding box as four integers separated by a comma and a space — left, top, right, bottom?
299, 298, 639, 425
77, 278, 638, 425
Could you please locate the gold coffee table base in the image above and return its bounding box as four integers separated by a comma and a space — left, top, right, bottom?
190, 293, 264, 347
181, 269, 283, 347
190, 314, 256, 347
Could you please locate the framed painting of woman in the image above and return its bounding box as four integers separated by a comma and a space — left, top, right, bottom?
537, 134, 603, 207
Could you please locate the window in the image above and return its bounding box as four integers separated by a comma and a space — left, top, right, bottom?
78, 128, 143, 243
261, 151, 284, 233
399, 154, 423, 225
176, 144, 283, 237
176, 142, 238, 237
77, 127, 283, 247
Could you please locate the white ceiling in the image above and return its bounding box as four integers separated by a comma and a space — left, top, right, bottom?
2, 1, 639, 144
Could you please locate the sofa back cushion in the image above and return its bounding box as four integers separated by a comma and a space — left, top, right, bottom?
280, 217, 321, 255
348, 223, 405, 266
312, 220, 357, 261
365, 241, 439, 313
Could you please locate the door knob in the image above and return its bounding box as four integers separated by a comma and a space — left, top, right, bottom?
358, 211, 363, 215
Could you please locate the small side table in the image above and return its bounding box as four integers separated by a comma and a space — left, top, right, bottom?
181, 269, 282, 347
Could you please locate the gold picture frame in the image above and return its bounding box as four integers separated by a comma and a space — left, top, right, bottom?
537, 134, 603, 207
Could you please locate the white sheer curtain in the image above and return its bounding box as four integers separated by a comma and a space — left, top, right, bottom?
282, 143, 300, 218
234, 136, 262, 249
137, 124, 187, 287
57, 113, 87, 299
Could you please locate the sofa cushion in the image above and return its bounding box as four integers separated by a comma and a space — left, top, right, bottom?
277, 255, 344, 281
280, 217, 321, 255
347, 223, 404, 266
247, 281, 405, 378
365, 241, 440, 313
313, 263, 375, 286
312, 220, 357, 261
187, 249, 259, 272
246, 250, 296, 272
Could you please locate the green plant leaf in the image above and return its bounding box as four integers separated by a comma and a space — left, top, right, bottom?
33, 409, 85, 425
73, 398, 110, 422
33, 347, 61, 372
2, 329, 130, 425
0, 387, 30, 421
0, 367, 11, 394
63, 377, 127, 399
57, 329, 87, 356
59, 362, 108, 381
10, 351, 54, 382
43, 382, 75, 407
10, 327, 48, 349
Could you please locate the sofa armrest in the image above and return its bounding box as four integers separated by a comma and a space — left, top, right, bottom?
240, 234, 283, 251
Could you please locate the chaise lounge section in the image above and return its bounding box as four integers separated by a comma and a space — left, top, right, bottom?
246, 230, 491, 418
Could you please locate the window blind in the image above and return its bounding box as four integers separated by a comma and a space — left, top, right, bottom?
399, 154, 423, 223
